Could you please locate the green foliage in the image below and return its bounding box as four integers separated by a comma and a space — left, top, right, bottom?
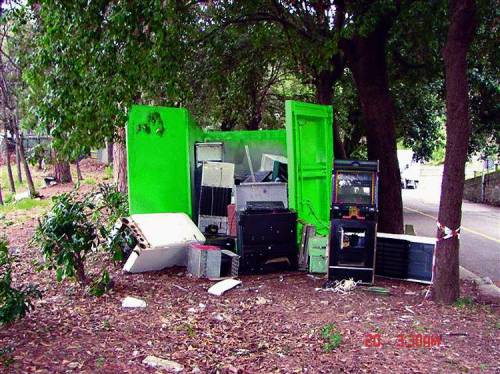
33, 184, 128, 294
0, 198, 51, 215
320, 323, 342, 352
0, 238, 41, 324
11, 0, 497, 164
26, 143, 50, 168
89, 270, 112, 297
454, 296, 475, 308
33, 191, 96, 285
103, 166, 113, 181
0, 345, 15, 367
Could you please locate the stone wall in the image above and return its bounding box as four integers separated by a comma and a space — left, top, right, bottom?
463, 171, 500, 206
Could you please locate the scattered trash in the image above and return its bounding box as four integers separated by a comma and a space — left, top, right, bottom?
212, 313, 225, 322
187, 244, 221, 278
320, 278, 359, 294
364, 287, 391, 296
67, 362, 80, 369
142, 355, 183, 372
481, 276, 493, 285
14, 191, 31, 201
122, 296, 147, 309
255, 296, 272, 305
208, 279, 242, 296
404, 306, 415, 314
173, 284, 188, 292
188, 303, 207, 314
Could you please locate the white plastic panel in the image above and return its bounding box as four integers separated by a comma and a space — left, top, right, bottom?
201, 162, 235, 188
130, 213, 205, 249
123, 213, 205, 273
260, 153, 288, 171
235, 182, 288, 211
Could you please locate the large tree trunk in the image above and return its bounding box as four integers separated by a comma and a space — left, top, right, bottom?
13, 124, 36, 197
54, 160, 73, 184
113, 127, 127, 193
315, 69, 347, 159
15, 138, 22, 183
106, 141, 113, 165
4, 128, 15, 193
342, 25, 404, 234
75, 159, 83, 181
433, 0, 476, 304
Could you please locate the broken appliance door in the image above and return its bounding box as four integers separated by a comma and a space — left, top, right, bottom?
123, 213, 205, 273
328, 219, 377, 284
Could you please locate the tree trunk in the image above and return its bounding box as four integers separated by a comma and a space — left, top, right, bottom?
15, 138, 22, 183
75, 159, 83, 181
4, 128, 15, 193
54, 159, 73, 184
13, 125, 36, 197
106, 141, 113, 165
113, 127, 127, 193
0, 181, 3, 205
342, 26, 404, 234
433, 0, 476, 304
315, 70, 347, 159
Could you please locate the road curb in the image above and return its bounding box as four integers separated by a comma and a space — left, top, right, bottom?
460, 266, 500, 303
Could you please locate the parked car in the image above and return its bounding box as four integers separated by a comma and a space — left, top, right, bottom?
398, 150, 421, 189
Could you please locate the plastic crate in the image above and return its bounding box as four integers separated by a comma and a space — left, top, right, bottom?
308, 236, 328, 274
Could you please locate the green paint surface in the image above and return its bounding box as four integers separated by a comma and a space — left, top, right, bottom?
203, 129, 286, 143
127, 105, 201, 216
285, 100, 334, 236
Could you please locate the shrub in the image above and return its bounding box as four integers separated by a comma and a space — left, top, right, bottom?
33, 184, 128, 294
320, 323, 342, 352
0, 238, 41, 324
34, 191, 97, 285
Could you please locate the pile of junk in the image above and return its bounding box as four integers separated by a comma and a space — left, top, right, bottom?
115, 101, 436, 286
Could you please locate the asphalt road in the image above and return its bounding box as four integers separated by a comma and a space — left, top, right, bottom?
402, 166, 500, 283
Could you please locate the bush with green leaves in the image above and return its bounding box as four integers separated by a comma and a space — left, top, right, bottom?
320, 323, 342, 352
0, 238, 41, 324
33, 184, 128, 294
26, 143, 51, 169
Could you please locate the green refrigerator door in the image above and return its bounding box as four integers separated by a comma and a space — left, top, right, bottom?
127, 105, 199, 216
285, 100, 333, 236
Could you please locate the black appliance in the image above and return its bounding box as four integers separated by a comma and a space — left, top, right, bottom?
328, 160, 379, 284
375, 234, 434, 283
205, 236, 236, 252
237, 205, 297, 274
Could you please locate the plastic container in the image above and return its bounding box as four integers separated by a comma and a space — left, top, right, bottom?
308, 236, 328, 274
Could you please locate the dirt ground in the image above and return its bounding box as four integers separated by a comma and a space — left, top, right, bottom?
1, 160, 499, 373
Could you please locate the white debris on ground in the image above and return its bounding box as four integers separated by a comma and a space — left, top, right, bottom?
208, 279, 242, 296
14, 191, 31, 201
316, 278, 359, 294
142, 356, 183, 372
121, 296, 147, 308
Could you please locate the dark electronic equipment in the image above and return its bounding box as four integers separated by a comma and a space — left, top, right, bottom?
243, 171, 273, 183
272, 160, 288, 182
328, 160, 379, 284
205, 236, 236, 251
245, 201, 285, 211
237, 208, 297, 274
375, 234, 434, 283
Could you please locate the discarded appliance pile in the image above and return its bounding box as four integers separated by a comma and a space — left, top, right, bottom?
118, 102, 436, 286
119, 149, 299, 278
